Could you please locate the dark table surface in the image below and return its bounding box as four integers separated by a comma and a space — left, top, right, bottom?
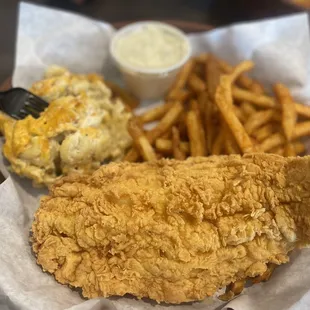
0, 0, 302, 85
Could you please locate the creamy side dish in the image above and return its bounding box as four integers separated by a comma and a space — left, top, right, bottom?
114, 24, 189, 70
0, 66, 132, 186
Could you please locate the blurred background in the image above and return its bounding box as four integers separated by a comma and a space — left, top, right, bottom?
0, 0, 306, 85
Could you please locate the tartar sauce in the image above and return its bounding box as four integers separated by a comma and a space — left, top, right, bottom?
114, 24, 189, 70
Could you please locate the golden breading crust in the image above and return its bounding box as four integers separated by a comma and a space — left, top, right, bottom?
32, 154, 310, 303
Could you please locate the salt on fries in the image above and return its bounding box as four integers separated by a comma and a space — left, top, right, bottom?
123, 53, 310, 296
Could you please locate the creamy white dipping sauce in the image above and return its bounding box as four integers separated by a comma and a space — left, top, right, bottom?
114, 24, 189, 70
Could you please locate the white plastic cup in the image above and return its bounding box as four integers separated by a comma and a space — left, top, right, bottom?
110, 21, 191, 101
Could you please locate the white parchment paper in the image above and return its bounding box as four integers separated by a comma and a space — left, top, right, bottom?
1, 2, 310, 309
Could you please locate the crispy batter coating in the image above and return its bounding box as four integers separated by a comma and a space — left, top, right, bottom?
32, 154, 310, 303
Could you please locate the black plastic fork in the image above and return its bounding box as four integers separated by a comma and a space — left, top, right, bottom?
0, 88, 49, 120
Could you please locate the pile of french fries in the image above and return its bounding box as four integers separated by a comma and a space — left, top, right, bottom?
124, 53, 310, 163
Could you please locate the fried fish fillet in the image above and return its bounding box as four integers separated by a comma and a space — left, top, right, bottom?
32, 154, 310, 303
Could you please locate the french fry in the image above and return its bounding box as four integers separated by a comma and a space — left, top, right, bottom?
271, 141, 305, 156
193, 63, 205, 80
156, 153, 164, 160
233, 86, 310, 119
244, 110, 275, 135
193, 55, 208, 79
177, 111, 188, 140
149, 101, 184, 141
190, 99, 207, 153
233, 106, 246, 123
167, 89, 192, 102
205, 105, 215, 154
199, 91, 214, 154
295, 103, 310, 119
124, 102, 184, 162
123, 147, 140, 162
240, 101, 256, 117
252, 264, 277, 284
249, 83, 265, 95
214, 61, 255, 152
137, 102, 174, 124
172, 127, 186, 160
155, 139, 190, 154
189, 99, 201, 114
214, 57, 233, 74
167, 59, 195, 98
232, 86, 275, 109
205, 55, 222, 99
161, 130, 172, 139
230, 61, 255, 83
188, 73, 206, 93
272, 113, 282, 122
127, 118, 157, 161
274, 83, 297, 142
251, 138, 263, 153
294, 121, 310, 137
104, 81, 139, 109
194, 53, 209, 63
216, 58, 264, 93
218, 290, 234, 302
253, 123, 276, 142
224, 126, 241, 154
238, 74, 263, 93
260, 133, 286, 152
294, 142, 306, 155
186, 110, 206, 156
284, 143, 296, 157
212, 127, 225, 155
197, 91, 208, 119
270, 146, 285, 156
230, 279, 246, 295
219, 279, 245, 301
260, 121, 310, 152
214, 73, 255, 153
